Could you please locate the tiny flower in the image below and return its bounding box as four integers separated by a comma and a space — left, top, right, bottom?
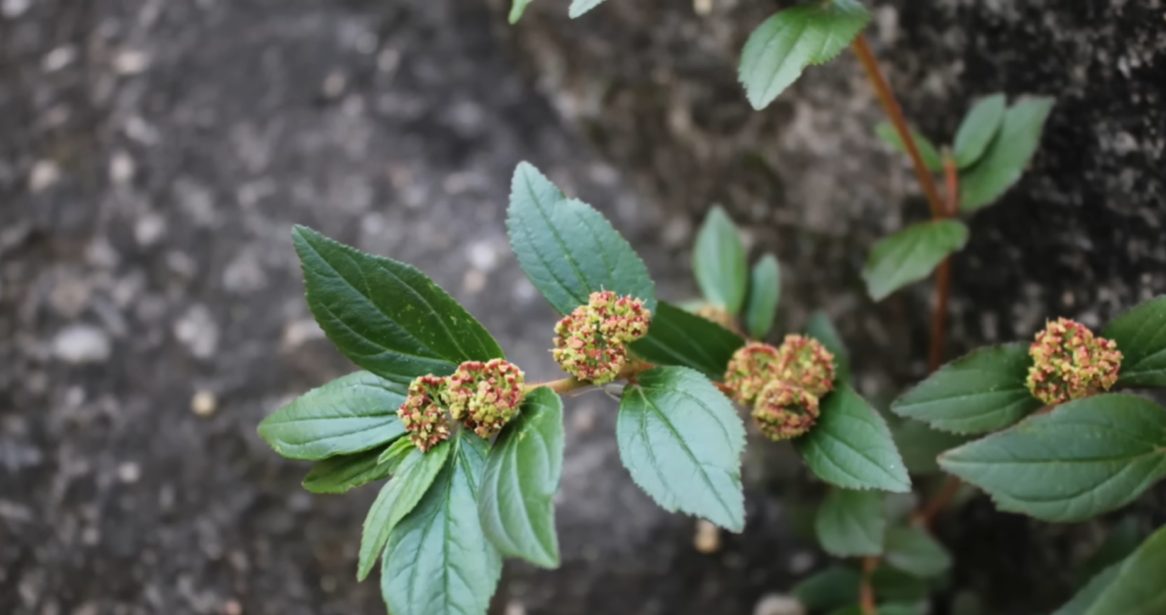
773, 334, 836, 397
696, 304, 737, 331
752, 381, 820, 441
552, 291, 651, 384
1025, 317, 1122, 405
398, 375, 452, 452
723, 341, 782, 404
446, 358, 526, 438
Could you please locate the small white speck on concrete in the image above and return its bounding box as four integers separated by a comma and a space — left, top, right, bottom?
109, 150, 135, 185
281, 318, 324, 350
134, 213, 166, 247
29, 160, 61, 193
462, 269, 487, 295
41, 45, 76, 72
466, 240, 499, 272
117, 461, 142, 484
112, 49, 150, 75
174, 305, 220, 359
693, 519, 721, 553
191, 390, 218, 417
753, 594, 806, 615
52, 325, 111, 364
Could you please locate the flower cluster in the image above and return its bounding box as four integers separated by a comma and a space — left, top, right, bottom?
724, 342, 782, 405
447, 359, 526, 438
1025, 318, 1122, 405
398, 375, 453, 452
752, 382, 820, 441
397, 358, 527, 450
724, 334, 835, 441
552, 291, 651, 384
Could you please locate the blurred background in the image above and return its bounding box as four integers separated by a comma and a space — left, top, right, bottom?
1, 0, 1163, 614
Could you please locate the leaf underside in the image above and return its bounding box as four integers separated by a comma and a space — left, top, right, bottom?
258, 371, 407, 461
478, 388, 564, 568
506, 162, 656, 315
383, 435, 501, 615
617, 366, 747, 531
693, 206, 749, 315
794, 384, 911, 493
739, 0, 871, 109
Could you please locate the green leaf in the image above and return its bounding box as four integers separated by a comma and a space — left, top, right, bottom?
875, 122, 943, 172
960, 96, 1055, 212
258, 371, 408, 461
745, 254, 781, 339
617, 366, 746, 531
939, 394, 1166, 522
871, 566, 930, 603
892, 420, 970, 476
890, 343, 1042, 435
630, 301, 744, 379
795, 385, 911, 493
506, 162, 656, 315
1103, 295, 1166, 387
1083, 525, 1166, 615
292, 226, 503, 383
738, 0, 871, 109
814, 488, 886, 557
1055, 561, 1124, 615
357, 441, 452, 581
693, 206, 748, 314
862, 220, 969, 302
953, 93, 1006, 169
805, 311, 851, 384
509, 0, 534, 23
302, 449, 394, 494
478, 388, 564, 568
793, 566, 861, 612
568, 0, 605, 18
383, 435, 501, 615
883, 526, 952, 578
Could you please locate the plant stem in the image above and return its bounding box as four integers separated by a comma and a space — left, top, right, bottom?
927, 155, 960, 371
852, 35, 946, 220
859, 556, 879, 615
914, 475, 963, 529
525, 361, 655, 395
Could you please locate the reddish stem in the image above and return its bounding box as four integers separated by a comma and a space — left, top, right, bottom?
852, 35, 946, 220
859, 556, 879, 615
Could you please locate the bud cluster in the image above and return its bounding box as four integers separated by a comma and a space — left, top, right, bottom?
552, 291, 651, 384
724, 334, 836, 441
1025, 318, 1122, 405
447, 359, 526, 438
397, 359, 527, 450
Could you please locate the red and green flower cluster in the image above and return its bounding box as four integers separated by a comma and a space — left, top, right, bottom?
724, 335, 836, 441
397, 358, 526, 451
552, 291, 651, 384
1025, 318, 1122, 405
